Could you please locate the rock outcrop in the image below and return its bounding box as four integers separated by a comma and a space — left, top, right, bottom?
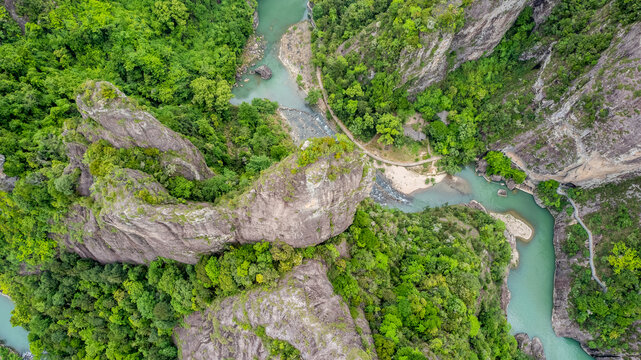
401, 0, 530, 95
0, 154, 18, 192
174, 260, 376, 360
63, 142, 93, 197
63, 140, 374, 264
76, 81, 213, 181
450, 0, 530, 68
253, 65, 272, 80
505, 23, 641, 188
515, 333, 546, 360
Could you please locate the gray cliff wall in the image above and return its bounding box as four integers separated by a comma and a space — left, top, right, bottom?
401, 0, 531, 95
63, 146, 374, 264
174, 260, 376, 360
505, 22, 641, 188
76, 81, 213, 181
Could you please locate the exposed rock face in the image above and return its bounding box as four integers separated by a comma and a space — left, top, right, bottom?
63, 142, 93, 197
399, 31, 455, 96
63, 144, 374, 264
402, 0, 530, 95
530, 0, 561, 25
76, 81, 213, 180
0, 154, 18, 192
450, 0, 529, 67
3, 0, 27, 33
253, 65, 272, 79
174, 260, 376, 360
505, 23, 641, 188
339, 0, 538, 96
515, 333, 546, 360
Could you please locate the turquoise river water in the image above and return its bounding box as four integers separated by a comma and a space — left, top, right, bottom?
0, 1, 593, 359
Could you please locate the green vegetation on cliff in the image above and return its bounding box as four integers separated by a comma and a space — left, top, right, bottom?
0, 0, 299, 265
484, 151, 526, 184
0, 344, 22, 360
311, 0, 471, 144
564, 178, 641, 352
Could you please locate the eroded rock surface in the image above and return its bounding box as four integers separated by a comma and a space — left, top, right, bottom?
403, 0, 529, 95
174, 260, 376, 360
254, 65, 272, 80
63, 143, 373, 264
76, 81, 213, 180
506, 23, 641, 188
515, 333, 546, 360
550, 191, 641, 359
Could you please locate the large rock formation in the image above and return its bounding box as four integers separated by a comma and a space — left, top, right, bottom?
550, 211, 595, 350
76, 81, 213, 181
515, 333, 546, 360
505, 22, 641, 188
174, 260, 376, 360
63, 140, 374, 264
401, 0, 530, 95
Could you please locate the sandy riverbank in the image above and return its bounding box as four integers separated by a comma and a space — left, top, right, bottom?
490, 211, 535, 241
377, 164, 446, 195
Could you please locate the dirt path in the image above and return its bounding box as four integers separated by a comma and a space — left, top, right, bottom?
316, 68, 441, 167
557, 187, 608, 292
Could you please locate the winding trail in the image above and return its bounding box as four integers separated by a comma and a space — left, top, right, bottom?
557, 187, 608, 292
316, 68, 441, 167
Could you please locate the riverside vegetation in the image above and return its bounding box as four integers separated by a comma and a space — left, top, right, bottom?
1, 0, 640, 359
0, 0, 532, 359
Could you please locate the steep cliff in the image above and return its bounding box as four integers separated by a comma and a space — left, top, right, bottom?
342, 0, 535, 95
63, 140, 373, 264
505, 22, 641, 188
174, 260, 376, 360
76, 81, 213, 181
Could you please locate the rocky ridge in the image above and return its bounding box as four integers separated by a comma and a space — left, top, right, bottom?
505, 22, 641, 188
62, 82, 374, 264
76, 81, 213, 181
63, 145, 373, 264
174, 260, 376, 360
550, 191, 641, 359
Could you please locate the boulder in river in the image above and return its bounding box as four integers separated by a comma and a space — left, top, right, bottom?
253, 65, 272, 79
515, 333, 546, 360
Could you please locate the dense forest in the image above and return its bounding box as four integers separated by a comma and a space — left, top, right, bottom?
325, 201, 529, 360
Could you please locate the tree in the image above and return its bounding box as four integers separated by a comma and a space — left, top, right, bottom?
305, 89, 322, 105
151, 0, 189, 34
376, 114, 402, 145
191, 77, 233, 113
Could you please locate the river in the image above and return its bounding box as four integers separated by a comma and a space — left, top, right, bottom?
0, 294, 29, 356
0, 1, 594, 358
230, 1, 593, 359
